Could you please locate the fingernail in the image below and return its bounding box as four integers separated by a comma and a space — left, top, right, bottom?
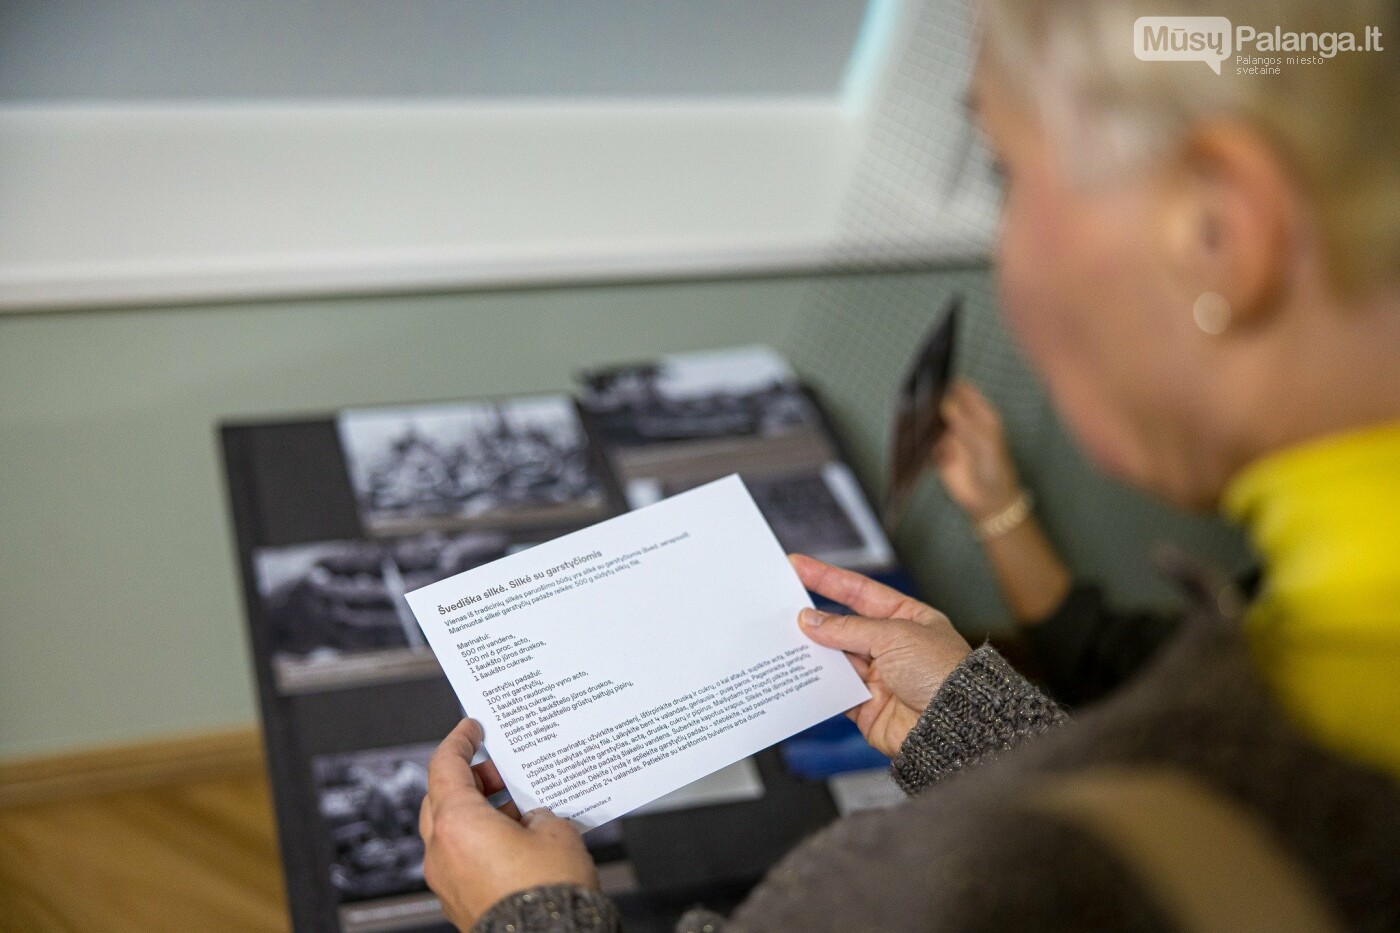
522, 807, 552, 825
800, 608, 826, 627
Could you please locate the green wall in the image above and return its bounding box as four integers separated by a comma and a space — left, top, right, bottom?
0, 280, 806, 760
0, 270, 1249, 760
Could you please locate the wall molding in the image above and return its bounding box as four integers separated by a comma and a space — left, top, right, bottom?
0, 726, 264, 809
0, 101, 861, 313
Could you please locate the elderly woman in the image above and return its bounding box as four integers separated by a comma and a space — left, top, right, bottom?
419, 0, 1400, 928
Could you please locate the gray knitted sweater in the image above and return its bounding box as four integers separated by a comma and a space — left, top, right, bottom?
473, 595, 1400, 932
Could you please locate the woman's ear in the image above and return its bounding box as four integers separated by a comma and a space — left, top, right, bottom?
1160, 121, 1297, 332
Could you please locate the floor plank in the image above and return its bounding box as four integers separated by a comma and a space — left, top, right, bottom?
0, 772, 289, 932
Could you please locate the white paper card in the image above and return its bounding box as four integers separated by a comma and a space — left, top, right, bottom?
404, 474, 871, 830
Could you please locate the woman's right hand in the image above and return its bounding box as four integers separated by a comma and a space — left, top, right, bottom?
792, 555, 971, 758
933, 380, 1022, 522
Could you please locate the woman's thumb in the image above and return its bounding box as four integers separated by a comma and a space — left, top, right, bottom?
522, 807, 561, 828
522, 807, 577, 839
798, 608, 889, 657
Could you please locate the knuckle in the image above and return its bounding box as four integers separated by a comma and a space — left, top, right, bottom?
462, 718, 483, 745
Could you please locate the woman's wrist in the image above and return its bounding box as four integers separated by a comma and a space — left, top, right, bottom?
976, 490, 1034, 540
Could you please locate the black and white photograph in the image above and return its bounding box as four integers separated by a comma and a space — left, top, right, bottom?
254, 533, 512, 692
747, 469, 866, 560
643, 464, 894, 572
337, 395, 612, 536
388, 531, 518, 598
312, 743, 435, 904
579, 346, 822, 449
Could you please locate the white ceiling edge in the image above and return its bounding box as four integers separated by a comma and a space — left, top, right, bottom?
0, 101, 875, 313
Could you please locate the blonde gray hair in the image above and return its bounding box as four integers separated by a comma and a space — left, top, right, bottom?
977, 0, 1399, 295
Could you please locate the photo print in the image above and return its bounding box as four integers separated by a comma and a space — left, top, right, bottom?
635, 464, 893, 572
254, 532, 512, 692
578, 346, 821, 450
312, 743, 435, 903
338, 395, 611, 535
745, 465, 892, 569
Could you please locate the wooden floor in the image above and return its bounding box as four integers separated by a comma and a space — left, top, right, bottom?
0, 743, 290, 932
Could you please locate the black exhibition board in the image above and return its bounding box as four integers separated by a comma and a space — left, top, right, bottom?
219, 385, 911, 933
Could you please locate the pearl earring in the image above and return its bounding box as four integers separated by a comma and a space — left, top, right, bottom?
1193, 292, 1232, 335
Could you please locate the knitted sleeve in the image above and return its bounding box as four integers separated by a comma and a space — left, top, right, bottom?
470, 885, 726, 933
891, 644, 1069, 795
472, 884, 620, 933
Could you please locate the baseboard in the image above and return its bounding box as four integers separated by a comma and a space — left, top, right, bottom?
0, 726, 265, 809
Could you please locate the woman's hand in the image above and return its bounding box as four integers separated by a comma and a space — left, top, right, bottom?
420, 719, 598, 929
933, 380, 1022, 521
792, 555, 971, 757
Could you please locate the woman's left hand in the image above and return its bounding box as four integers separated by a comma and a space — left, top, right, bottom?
792, 555, 971, 757
420, 718, 599, 929
932, 380, 1022, 522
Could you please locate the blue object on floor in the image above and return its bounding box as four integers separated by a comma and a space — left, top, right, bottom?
779, 714, 889, 779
